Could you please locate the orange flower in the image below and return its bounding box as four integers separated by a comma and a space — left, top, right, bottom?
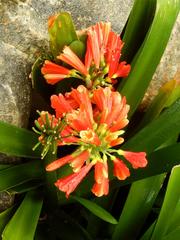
92, 161, 109, 197
43, 86, 148, 198
57, 46, 88, 76
105, 31, 131, 79
41, 60, 71, 84
120, 151, 148, 169
55, 163, 93, 198
41, 22, 130, 89
113, 158, 130, 180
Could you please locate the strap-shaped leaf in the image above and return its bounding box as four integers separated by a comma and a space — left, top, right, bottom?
9, 180, 44, 194
118, 0, 180, 117
111, 174, 165, 240
0, 120, 41, 158
151, 165, 180, 239
0, 161, 44, 191
72, 196, 118, 225
123, 99, 180, 153
162, 227, 180, 240
121, 0, 156, 62
0, 206, 15, 235
2, 190, 43, 240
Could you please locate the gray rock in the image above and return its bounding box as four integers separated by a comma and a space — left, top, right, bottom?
0, 42, 31, 127
0, 192, 14, 212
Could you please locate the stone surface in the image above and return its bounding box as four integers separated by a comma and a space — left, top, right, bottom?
0, 192, 14, 212
0, 42, 31, 127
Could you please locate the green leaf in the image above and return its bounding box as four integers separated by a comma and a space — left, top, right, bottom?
165, 193, 180, 234
0, 120, 41, 158
121, 0, 156, 62
9, 180, 44, 194
162, 227, 180, 240
151, 165, 180, 240
136, 79, 178, 131
0, 165, 12, 171
2, 190, 43, 240
0, 206, 15, 235
48, 12, 78, 57
118, 0, 180, 117
123, 99, 180, 153
72, 196, 118, 225
112, 174, 165, 240
0, 161, 44, 191
140, 221, 156, 240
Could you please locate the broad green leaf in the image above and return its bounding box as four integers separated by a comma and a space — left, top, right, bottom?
136, 79, 178, 130
140, 221, 156, 240
72, 196, 118, 225
151, 165, 180, 240
0, 161, 44, 192
2, 190, 43, 240
112, 174, 165, 240
0, 165, 12, 171
162, 227, 180, 240
123, 99, 180, 153
118, 0, 180, 117
48, 12, 78, 57
0, 206, 15, 235
165, 194, 180, 234
0, 121, 41, 158
121, 0, 156, 62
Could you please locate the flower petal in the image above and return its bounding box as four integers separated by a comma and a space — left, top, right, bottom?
46, 154, 73, 171
122, 151, 148, 169
113, 158, 130, 180
55, 163, 93, 198
91, 178, 109, 197
57, 46, 88, 76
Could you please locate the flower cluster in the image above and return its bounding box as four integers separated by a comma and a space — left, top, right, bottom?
33, 19, 148, 198
34, 85, 147, 198
41, 22, 130, 89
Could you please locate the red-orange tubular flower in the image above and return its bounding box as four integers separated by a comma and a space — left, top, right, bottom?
44, 85, 148, 198
41, 22, 130, 89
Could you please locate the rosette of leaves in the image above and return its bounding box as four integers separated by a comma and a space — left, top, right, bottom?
0, 1, 180, 239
